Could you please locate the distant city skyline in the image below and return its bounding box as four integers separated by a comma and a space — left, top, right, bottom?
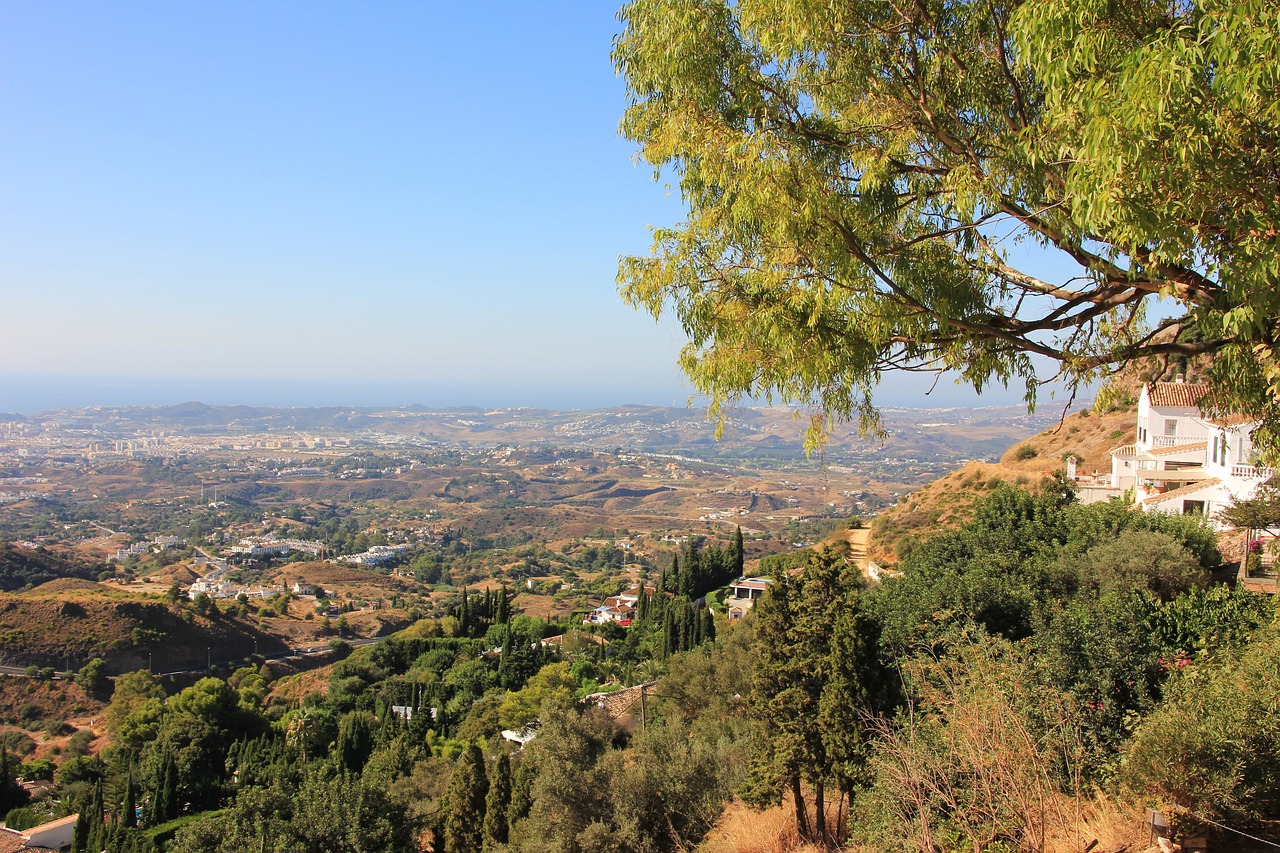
1, 2, 1085, 417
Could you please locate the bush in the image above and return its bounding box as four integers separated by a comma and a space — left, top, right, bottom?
65, 730, 93, 759
1122, 619, 1280, 823
1013, 444, 1038, 461
0, 731, 35, 758
43, 719, 72, 738
18, 758, 54, 781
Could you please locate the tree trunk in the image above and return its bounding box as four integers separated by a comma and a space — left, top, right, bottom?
814, 777, 827, 847
790, 774, 811, 842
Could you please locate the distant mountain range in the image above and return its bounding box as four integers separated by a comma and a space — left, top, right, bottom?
11, 401, 1085, 466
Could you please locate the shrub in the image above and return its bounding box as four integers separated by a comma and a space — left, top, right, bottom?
1013, 444, 1038, 461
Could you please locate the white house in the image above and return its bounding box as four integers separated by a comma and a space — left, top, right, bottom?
0, 813, 78, 852
1108, 380, 1272, 523
726, 576, 773, 619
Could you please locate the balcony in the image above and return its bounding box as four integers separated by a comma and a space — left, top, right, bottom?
1231, 464, 1273, 480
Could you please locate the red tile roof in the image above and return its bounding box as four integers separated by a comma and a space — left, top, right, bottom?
1148, 382, 1210, 408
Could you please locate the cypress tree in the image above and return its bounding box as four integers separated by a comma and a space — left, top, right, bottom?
121, 769, 137, 829
482, 753, 512, 847
72, 809, 92, 853
702, 608, 716, 645
460, 589, 471, 636
336, 711, 376, 775
498, 628, 513, 689
441, 745, 488, 853
151, 751, 177, 825
86, 778, 106, 853
506, 757, 535, 830
733, 526, 745, 577
497, 585, 510, 623
662, 608, 676, 657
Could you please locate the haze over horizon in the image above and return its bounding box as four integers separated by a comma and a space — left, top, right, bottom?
2, 371, 1062, 416
2, 2, 1080, 417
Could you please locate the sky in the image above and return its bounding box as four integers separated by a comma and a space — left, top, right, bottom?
1, 1, 1072, 414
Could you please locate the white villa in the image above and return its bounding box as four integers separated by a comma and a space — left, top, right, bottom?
1108, 379, 1272, 523
726, 576, 773, 619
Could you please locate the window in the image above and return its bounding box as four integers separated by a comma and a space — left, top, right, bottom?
1164, 419, 1178, 436
1183, 500, 1206, 516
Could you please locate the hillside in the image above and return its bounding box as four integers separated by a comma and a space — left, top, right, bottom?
0, 542, 103, 591
0, 579, 406, 674
868, 405, 1136, 562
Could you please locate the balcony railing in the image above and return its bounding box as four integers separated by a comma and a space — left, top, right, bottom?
1232, 464, 1273, 480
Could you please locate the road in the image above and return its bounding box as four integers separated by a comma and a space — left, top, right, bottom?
155, 636, 383, 677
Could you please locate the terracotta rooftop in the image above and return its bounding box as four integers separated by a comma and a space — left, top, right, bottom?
1148, 382, 1210, 408
0, 831, 56, 853
1143, 478, 1221, 505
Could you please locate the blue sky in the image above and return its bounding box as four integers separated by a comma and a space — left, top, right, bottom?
1, 1, 1071, 413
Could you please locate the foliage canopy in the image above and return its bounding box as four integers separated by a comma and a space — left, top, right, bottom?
614, 0, 1280, 446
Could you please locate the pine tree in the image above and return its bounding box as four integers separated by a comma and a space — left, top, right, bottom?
440, 745, 488, 853
482, 753, 512, 847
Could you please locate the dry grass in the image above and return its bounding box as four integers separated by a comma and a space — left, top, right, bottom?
698, 799, 801, 853
702, 791, 1147, 853
1042, 793, 1148, 853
